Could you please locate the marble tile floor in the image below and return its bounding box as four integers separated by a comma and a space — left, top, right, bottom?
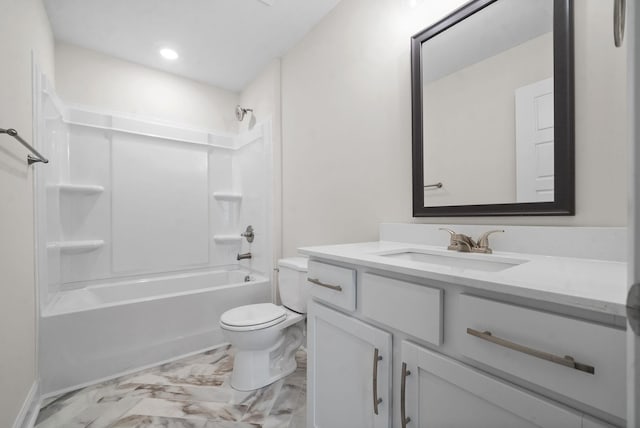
35, 345, 307, 428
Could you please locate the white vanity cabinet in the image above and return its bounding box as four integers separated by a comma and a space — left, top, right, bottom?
456, 294, 627, 419
307, 260, 357, 312
307, 300, 392, 428
401, 341, 585, 428
305, 257, 623, 428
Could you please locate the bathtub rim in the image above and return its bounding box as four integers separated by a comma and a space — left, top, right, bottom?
42, 269, 268, 317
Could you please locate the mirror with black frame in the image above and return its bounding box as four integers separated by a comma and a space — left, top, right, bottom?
411, 0, 574, 217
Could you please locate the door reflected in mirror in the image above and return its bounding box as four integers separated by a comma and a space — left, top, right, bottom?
411, 0, 574, 217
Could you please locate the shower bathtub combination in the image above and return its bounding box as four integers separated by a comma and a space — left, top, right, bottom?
34, 74, 273, 395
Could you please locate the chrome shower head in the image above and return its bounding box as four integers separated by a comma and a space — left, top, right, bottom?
235, 105, 253, 122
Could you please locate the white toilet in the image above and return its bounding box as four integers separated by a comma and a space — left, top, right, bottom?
220, 257, 309, 391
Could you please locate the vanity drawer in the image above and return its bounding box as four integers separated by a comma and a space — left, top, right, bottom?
458, 294, 626, 420
361, 273, 442, 346
307, 260, 356, 311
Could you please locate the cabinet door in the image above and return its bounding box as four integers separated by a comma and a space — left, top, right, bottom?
400, 341, 584, 428
308, 300, 392, 428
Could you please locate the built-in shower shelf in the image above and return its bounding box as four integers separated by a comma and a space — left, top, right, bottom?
47, 240, 105, 254
213, 235, 243, 244
51, 183, 105, 195
213, 192, 242, 202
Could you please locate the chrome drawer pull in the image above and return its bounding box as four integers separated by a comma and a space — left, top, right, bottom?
307, 277, 342, 292
401, 362, 411, 427
372, 348, 383, 415
467, 328, 595, 375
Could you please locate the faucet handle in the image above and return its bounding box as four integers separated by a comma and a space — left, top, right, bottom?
440, 228, 476, 252
439, 228, 458, 250
241, 225, 255, 243
439, 228, 456, 236
473, 230, 504, 254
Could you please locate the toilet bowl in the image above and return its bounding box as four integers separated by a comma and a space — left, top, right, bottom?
220, 257, 309, 391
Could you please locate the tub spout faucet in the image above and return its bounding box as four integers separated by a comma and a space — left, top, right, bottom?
237, 252, 252, 261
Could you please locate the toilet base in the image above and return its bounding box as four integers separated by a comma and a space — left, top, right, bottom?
230, 351, 298, 391
229, 322, 304, 391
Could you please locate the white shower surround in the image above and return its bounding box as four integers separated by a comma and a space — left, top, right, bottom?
34, 75, 274, 395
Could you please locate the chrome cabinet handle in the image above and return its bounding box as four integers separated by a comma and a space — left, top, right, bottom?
307, 277, 342, 292
372, 348, 383, 415
614, 0, 626, 47
466, 328, 595, 374
401, 362, 411, 427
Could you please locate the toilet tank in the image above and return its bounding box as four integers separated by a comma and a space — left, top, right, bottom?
278, 257, 309, 313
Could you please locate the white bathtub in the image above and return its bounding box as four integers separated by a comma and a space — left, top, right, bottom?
39, 269, 270, 394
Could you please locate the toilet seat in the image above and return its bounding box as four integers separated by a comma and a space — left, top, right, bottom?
220, 303, 287, 332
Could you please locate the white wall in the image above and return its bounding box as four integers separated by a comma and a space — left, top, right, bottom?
55, 43, 240, 133
280, 0, 628, 256
0, 0, 54, 425
424, 33, 553, 206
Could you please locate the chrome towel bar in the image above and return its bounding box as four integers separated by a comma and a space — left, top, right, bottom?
0, 128, 49, 165
424, 182, 443, 189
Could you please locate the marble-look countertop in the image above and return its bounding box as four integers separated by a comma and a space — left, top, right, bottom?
299, 241, 628, 317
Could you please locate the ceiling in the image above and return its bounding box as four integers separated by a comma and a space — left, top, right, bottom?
422, 0, 553, 83
44, 0, 342, 92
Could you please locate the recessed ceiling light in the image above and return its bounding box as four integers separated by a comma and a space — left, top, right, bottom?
160, 48, 179, 60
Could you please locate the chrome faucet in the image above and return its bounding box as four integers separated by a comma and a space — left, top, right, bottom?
440, 228, 504, 254
440, 228, 476, 252
473, 230, 504, 254
237, 252, 252, 260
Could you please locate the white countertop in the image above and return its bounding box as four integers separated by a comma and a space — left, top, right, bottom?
299, 241, 628, 317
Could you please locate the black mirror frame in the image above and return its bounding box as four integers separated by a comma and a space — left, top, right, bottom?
411, 0, 574, 217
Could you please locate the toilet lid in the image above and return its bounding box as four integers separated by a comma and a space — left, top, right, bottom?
220, 303, 287, 328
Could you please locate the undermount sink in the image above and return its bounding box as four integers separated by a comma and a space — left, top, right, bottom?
377, 249, 528, 272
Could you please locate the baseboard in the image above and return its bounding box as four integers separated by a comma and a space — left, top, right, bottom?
12, 381, 40, 428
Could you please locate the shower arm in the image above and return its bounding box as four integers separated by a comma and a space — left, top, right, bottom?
235, 105, 254, 122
